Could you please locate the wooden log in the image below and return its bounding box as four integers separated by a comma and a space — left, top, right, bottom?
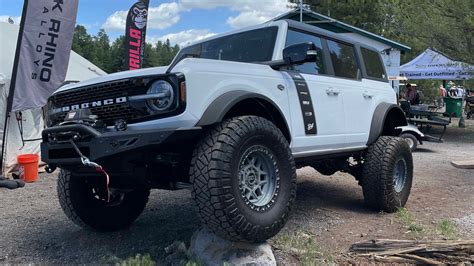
373, 255, 416, 263
397, 254, 443, 265
351, 239, 474, 263
451, 160, 474, 169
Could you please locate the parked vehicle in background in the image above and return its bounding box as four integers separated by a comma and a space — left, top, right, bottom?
398, 124, 443, 151
41, 20, 412, 242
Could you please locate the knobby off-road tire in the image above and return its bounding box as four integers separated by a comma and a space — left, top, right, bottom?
400, 133, 418, 151
57, 169, 150, 231
362, 136, 413, 213
190, 116, 297, 242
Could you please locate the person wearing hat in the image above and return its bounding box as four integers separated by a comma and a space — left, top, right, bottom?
405, 83, 420, 105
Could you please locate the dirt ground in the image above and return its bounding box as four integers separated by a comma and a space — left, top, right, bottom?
1, 119, 473, 264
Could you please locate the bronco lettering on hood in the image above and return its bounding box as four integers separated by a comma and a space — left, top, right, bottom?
55, 97, 127, 113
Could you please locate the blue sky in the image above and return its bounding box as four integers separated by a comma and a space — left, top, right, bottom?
0, 0, 294, 46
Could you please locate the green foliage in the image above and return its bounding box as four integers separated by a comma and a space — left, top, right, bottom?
71, 26, 180, 73
437, 219, 458, 240
396, 207, 416, 225
273, 231, 333, 264
118, 254, 156, 266
396, 208, 429, 238
183, 259, 203, 266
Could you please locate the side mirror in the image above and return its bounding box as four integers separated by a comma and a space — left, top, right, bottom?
282, 42, 317, 65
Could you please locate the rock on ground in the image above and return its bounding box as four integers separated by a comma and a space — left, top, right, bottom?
189, 228, 276, 265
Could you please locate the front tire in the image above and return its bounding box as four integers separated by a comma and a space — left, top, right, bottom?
361, 136, 413, 213
190, 116, 297, 242
57, 169, 150, 231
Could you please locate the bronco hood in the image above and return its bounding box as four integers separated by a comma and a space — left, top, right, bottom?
54, 66, 169, 94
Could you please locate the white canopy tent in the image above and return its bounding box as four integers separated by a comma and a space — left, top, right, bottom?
0, 22, 106, 173
400, 48, 473, 80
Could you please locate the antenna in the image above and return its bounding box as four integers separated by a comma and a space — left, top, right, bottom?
299, 0, 303, 22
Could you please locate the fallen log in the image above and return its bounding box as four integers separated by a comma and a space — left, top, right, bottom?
350, 239, 474, 264
451, 160, 474, 169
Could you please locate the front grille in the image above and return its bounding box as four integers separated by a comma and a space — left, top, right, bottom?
50, 78, 149, 126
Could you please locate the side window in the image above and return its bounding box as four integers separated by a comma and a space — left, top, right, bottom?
200, 27, 278, 63
327, 40, 360, 79
361, 48, 386, 80
285, 30, 326, 75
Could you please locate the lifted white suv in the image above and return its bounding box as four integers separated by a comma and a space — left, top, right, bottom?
42, 20, 412, 242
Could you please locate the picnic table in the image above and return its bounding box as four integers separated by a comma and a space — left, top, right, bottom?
400, 101, 451, 141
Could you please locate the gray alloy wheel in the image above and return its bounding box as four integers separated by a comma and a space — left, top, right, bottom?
393, 157, 407, 193
238, 145, 279, 208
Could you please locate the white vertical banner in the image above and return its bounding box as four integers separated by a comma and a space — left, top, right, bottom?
10, 0, 79, 112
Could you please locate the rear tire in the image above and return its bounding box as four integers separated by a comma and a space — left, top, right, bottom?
400, 133, 418, 151
361, 136, 413, 213
190, 116, 296, 242
57, 169, 150, 231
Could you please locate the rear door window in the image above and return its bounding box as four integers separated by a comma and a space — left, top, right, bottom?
361, 48, 386, 80
285, 29, 326, 75
327, 40, 360, 79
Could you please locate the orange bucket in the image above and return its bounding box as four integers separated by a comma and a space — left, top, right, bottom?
17, 154, 39, 183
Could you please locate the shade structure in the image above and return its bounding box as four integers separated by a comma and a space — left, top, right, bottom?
400, 48, 473, 80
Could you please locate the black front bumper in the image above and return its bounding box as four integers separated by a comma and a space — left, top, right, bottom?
41, 124, 201, 167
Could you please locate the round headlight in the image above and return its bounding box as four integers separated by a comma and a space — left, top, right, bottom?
147, 80, 174, 111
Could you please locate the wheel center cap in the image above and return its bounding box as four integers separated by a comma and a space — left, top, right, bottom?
245, 168, 258, 187
248, 173, 256, 183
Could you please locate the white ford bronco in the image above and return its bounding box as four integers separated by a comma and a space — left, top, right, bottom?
42, 20, 412, 242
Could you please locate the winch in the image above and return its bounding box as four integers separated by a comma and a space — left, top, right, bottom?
60, 109, 106, 130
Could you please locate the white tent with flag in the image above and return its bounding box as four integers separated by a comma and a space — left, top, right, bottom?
400, 48, 473, 80
0, 21, 106, 173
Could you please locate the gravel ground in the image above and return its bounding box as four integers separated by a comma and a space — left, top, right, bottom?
454, 213, 474, 238
0, 119, 473, 264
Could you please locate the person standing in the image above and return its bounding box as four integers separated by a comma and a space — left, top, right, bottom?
405, 83, 415, 104
405, 83, 421, 105
438, 85, 446, 106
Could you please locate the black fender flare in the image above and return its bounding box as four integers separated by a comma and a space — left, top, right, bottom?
196, 90, 290, 131
367, 102, 407, 145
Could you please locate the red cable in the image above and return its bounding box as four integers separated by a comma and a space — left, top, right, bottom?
95, 166, 110, 202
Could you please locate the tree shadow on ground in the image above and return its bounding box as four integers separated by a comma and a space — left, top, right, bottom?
6, 190, 199, 264
295, 179, 371, 215
414, 147, 436, 153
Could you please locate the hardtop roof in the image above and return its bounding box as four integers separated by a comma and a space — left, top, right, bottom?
273, 8, 411, 52
183, 19, 381, 54
284, 19, 381, 52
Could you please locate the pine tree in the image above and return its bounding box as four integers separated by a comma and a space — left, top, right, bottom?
71, 26, 181, 73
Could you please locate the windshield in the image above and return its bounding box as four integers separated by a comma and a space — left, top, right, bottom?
170, 26, 278, 67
